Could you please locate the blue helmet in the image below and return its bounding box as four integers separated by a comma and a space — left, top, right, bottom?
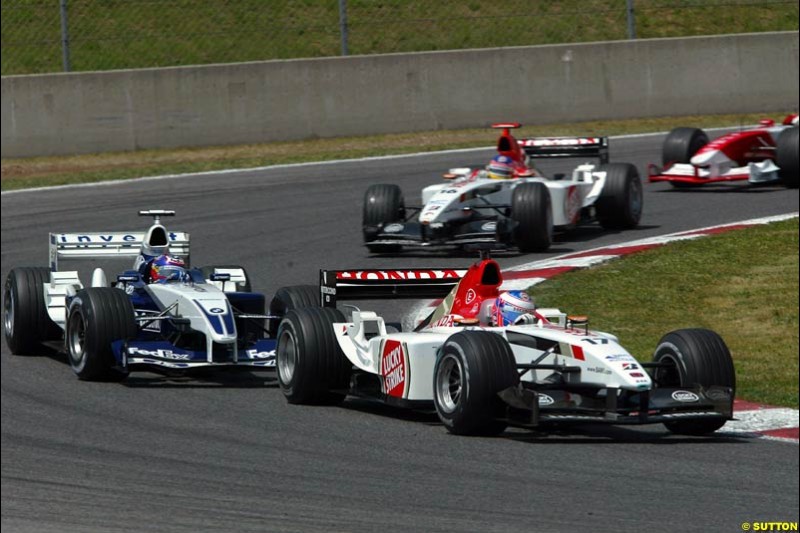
149, 254, 187, 283
492, 290, 536, 326
487, 154, 515, 179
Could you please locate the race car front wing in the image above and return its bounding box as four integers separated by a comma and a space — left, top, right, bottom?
498, 383, 733, 427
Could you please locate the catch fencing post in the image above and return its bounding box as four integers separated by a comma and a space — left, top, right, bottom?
626, 0, 637, 39
338, 0, 349, 56
59, 0, 72, 71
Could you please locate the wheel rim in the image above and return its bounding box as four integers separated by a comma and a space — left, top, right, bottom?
68, 312, 87, 367
435, 353, 464, 414
4, 284, 14, 339
277, 328, 297, 385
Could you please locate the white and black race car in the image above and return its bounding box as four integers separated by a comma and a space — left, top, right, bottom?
363, 124, 643, 253
3, 210, 316, 381
275, 255, 735, 436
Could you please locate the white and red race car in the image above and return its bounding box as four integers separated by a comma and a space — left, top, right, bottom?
274, 255, 735, 436
363, 123, 643, 253
648, 114, 799, 188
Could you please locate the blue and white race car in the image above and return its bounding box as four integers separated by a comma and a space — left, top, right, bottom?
3, 210, 315, 381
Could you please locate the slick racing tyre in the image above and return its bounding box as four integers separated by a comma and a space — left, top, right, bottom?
662, 127, 709, 165
276, 307, 351, 405
652, 328, 735, 435
596, 163, 643, 229
363, 184, 405, 253
776, 126, 798, 188
510, 182, 553, 253
4, 267, 61, 355
66, 288, 136, 381
268, 285, 319, 338
662, 127, 708, 189
201, 264, 252, 292
433, 331, 519, 436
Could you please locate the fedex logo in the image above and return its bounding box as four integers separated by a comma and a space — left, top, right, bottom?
337, 270, 465, 280
128, 347, 190, 360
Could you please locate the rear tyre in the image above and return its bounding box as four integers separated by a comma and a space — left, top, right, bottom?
596, 163, 643, 229
652, 328, 735, 435
510, 182, 552, 253
363, 184, 405, 253
662, 127, 708, 189
776, 126, 798, 189
433, 331, 519, 436
276, 307, 351, 405
201, 264, 252, 292
268, 285, 319, 337
66, 288, 136, 381
4, 267, 61, 355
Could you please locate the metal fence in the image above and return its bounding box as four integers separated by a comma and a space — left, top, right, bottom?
2, 0, 797, 75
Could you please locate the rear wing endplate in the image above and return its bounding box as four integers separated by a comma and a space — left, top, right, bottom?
49, 231, 190, 271
518, 136, 609, 164
320, 268, 467, 307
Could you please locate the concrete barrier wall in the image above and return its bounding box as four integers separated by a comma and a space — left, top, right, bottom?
2, 31, 798, 158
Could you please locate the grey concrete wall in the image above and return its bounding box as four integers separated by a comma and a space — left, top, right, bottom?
2, 31, 798, 158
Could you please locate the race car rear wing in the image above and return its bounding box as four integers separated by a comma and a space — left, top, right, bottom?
319, 268, 467, 307
518, 136, 609, 164
49, 231, 190, 271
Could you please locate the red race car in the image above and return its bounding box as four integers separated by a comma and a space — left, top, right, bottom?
648, 114, 798, 189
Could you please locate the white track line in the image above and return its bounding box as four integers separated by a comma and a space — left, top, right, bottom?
1, 126, 751, 196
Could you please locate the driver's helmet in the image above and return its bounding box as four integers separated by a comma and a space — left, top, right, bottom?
492, 290, 536, 326
487, 155, 515, 179
149, 254, 187, 283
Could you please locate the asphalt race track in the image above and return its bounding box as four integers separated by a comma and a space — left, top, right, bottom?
2, 131, 799, 532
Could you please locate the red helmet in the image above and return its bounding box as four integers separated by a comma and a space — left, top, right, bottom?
149, 254, 187, 283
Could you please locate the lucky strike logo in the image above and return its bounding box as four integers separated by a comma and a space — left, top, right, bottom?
381, 340, 406, 398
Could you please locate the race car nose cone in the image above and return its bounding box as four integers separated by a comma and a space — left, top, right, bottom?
691, 148, 731, 167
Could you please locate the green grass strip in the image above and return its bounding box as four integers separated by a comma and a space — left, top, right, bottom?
532, 218, 800, 408
1, 112, 783, 192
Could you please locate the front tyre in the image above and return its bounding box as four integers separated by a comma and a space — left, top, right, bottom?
776, 126, 798, 189
66, 288, 136, 381
276, 307, 351, 405
268, 285, 319, 337
652, 328, 735, 435
662, 127, 708, 189
662, 127, 708, 165
510, 182, 552, 253
433, 331, 518, 436
596, 163, 643, 229
4, 267, 61, 355
363, 184, 405, 253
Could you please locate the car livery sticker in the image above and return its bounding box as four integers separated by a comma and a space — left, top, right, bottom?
565, 185, 581, 224
381, 339, 407, 398
538, 393, 555, 406
672, 390, 700, 403
557, 342, 585, 361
